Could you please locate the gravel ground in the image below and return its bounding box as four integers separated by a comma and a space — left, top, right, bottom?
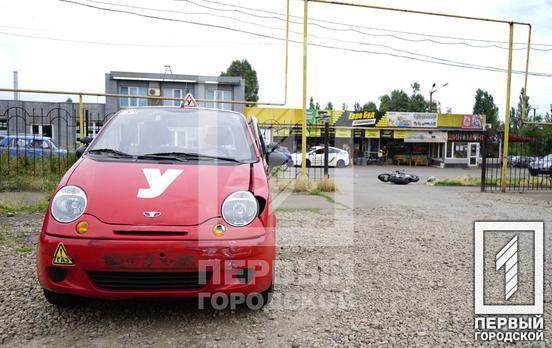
0, 191, 551, 347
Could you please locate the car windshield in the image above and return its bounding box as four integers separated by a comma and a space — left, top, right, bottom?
88, 108, 257, 163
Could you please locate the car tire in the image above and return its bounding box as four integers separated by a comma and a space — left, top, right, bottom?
528, 168, 538, 177
378, 173, 391, 182
306, 159, 311, 167
336, 159, 346, 168
43, 289, 84, 307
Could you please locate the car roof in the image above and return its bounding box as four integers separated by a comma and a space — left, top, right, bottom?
119, 106, 245, 118
4, 134, 51, 140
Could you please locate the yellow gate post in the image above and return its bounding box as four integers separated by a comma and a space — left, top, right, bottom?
78, 94, 84, 138
301, 0, 309, 177
501, 22, 514, 192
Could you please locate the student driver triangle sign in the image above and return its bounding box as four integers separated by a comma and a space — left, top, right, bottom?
181, 93, 198, 108
52, 243, 74, 266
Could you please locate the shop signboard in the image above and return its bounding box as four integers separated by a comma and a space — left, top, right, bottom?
335, 129, 352, 138
404, 131, 448, 143
307, 128, 321, 137
387, 112, 438, 128
448, 132, 485, 142
393, 130, 410, 139
365, 129, 380, 138
381, 130, 393, 138
461, 114, 484, 129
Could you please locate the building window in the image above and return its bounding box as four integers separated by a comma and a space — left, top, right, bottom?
206, 89, 232, 110
454, 142, 468, 158
119, 86, 148, 107
162, 88, 189, 106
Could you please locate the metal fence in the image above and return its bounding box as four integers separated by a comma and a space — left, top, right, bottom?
482, 131, 552, 192
0, 103, 107, 181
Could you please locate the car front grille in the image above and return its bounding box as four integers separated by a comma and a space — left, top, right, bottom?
88, 271, 211, 290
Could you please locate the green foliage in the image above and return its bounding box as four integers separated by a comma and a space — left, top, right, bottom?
353, 102, 362, 112
325, 101, 333, 111
0, 152, 75, 192
473, 89, 499, 128
379, 89, 410, 113
362, 102, 377, 112
16, 247, 34, 253
221, 59, 259, 104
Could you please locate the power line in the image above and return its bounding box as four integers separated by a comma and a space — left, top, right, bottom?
179, 0, 552, 48
54, 0, 552, 77
79, 0, 552, 52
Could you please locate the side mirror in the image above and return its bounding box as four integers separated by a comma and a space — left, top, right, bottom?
267, 150, 287, 169
266, 142, 280, 153
80, 136, 93, 145
76, 146, 87, 159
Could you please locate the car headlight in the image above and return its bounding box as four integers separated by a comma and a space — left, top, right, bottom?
51, 186, 87, 223
221, 191, 258, 227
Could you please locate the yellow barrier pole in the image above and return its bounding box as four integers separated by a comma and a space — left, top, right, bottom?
501, 22, 514, 193
301, 0, 308, 177
284, 0, 290, 105
521, 25, 532, 123
78, 94, 84, 138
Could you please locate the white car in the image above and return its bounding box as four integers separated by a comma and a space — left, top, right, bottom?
291, 146, 350, 168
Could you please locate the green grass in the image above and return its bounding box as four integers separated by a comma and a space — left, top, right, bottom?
433, 175, 552, 188
15, 246, 34, 253
0, 198, 49, 214
0, 152, 74, 192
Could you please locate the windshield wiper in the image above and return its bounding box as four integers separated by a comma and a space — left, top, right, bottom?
88, 148, 133, 158
138, 152, 242, 164
136, 153, 188, 162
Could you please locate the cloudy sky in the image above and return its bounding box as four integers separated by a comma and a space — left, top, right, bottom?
0, 0, 551, 119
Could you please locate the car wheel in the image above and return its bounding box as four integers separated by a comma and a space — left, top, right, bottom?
306, 159, 311, 167
336, 159, 346, 168
43, 289, 84, 307
378, 173, 391, 182
528, 168, 538, 177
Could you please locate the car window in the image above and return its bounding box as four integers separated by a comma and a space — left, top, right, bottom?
9, 138, 28, 147
89, 108, 257, 162
314, 148, 325, 155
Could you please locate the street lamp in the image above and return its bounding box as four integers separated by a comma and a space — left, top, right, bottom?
429, 82, 448, 112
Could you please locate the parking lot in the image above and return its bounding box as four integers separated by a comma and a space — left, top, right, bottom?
1, 166, 551, 347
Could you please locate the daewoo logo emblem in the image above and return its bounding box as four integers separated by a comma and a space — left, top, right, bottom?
144, 212, 162, 218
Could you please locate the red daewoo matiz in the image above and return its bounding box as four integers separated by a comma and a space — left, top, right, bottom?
37, 104, 286, 308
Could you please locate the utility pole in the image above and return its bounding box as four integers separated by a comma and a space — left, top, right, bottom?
323, 114, 330, 177
13, 71, 19, 101
428, 82, 448, 112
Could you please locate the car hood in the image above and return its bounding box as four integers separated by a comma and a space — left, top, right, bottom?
67, 158, 251, 226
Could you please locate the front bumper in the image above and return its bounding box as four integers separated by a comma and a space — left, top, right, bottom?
37, 221, 275, 300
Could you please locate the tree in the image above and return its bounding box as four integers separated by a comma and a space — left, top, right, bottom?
341, 102, 348, 111
220, 59, 259, 104
379, 90, 409, 113
353, 102, 362, 112
65, 98, 73, 103
362, 102, 377, 112
325, 101, 333, 110
408, 82, 427, 112
473, 89, 499, 128
309, 97, 316, 110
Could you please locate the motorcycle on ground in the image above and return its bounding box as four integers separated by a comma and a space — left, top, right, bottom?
378, 170, 420, 185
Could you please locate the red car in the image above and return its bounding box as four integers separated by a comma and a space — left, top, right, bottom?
37, 103, 286, 308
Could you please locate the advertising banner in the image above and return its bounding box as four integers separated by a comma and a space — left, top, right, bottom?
462, 114, 484, 129
404, 131, 448, 143
364, 129, 380, 138
387, 112, 438, 128
335, 129, 351, 138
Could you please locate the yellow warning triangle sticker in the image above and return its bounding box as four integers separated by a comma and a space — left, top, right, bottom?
181, 93, 198, 108
52, 243, 74, 266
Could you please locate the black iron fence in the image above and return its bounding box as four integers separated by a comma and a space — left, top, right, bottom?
0, 104, 107, 187
482, 131, 552, 192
